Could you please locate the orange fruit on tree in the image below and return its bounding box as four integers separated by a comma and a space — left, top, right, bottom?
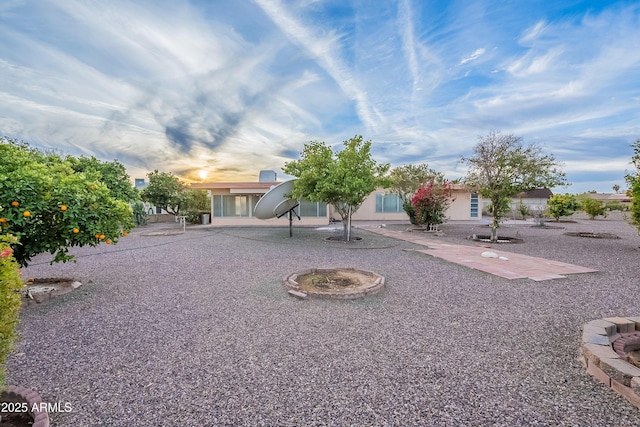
105, 239, 112, 245
23, 211, 31, 217
0, 218, 6, 223
61, 205, 68, 211
94, 233, 100, 239
11, 201, 19, 207
73, 228, 79, 234
99, 234, 105, 240
122, 231, 128, 236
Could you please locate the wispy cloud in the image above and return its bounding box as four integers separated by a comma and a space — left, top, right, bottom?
460, 48, 486, 65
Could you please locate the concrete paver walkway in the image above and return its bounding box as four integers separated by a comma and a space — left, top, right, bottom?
363, 226, 597, 281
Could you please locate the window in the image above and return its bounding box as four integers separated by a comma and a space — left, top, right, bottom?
297, 201, 327, 217
470, 193, 479, 218
212, 195, 250, 217
375, 194, 403, 213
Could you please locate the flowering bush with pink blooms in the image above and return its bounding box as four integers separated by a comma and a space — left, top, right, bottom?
0, 232, 23, 387
410, 179, 454, 228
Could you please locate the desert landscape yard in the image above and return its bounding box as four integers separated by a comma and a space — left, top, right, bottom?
7, 215, 640, 426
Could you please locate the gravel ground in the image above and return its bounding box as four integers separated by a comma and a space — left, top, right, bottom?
6, 214, 640, 426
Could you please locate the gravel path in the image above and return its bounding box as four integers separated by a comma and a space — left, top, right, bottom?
6, 216, 640, 426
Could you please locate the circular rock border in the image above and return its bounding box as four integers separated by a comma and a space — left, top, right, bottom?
0, 385, 49, 427
467, 235, 523, 243
581, 316, 640, 409
323, 236, 363, 242
284, 268, 385, 300
23, 279, 82, 306
566, 232, 620, 239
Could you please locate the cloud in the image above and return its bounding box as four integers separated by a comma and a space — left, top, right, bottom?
460, 48, 486, 65
519, 20, 547, 45
0, 0, 639, 192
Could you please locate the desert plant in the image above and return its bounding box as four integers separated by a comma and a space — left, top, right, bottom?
0, 233, 23, 387
132, 201, 148, 226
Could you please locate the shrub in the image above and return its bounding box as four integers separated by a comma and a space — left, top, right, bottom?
403, 201, 418, 225
581, 198, 605, 219
631, 179, 640, 232
547, 194, 580, 221
604, 200, 625, 211
410, 180, 453, 227
518, 201, 530, 219
0, 233, 23, 387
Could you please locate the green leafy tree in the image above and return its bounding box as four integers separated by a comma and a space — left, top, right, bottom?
283, 135, 390, 241
0, 234, 22, 386
581, 198, 605, 219
68, 155, 139, 202
547, 194, 580, 221
389, 163, 443, 224
0, 137, 134, 267
462, 131, 567, 241
141, 170, 188, 216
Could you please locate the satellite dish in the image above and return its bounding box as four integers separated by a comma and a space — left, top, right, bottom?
254, 179, 299, 220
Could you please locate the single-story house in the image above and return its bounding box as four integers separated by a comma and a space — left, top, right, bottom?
512, 188, 553, 214
191, 180, 482, 226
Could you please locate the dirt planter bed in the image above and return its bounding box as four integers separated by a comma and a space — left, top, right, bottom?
0, 385, 50, 427
581, 316, 640, 409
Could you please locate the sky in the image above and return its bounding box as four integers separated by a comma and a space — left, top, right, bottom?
1, 0, 639, 193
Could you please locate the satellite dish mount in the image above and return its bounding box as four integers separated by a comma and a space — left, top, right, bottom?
276, 203, 300, 237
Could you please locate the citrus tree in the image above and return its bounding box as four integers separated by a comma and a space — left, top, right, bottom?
283, 135, 390, 241
462, 131, 567, 241
0, 138, 134, 266
67, 155, 139, 202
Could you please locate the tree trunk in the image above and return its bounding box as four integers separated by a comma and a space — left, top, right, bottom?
491, 199, 500, 242
347, 205, 352, 241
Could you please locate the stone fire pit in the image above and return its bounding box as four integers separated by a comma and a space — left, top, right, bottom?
284, 268, 385, 299
582, 316, 640, 409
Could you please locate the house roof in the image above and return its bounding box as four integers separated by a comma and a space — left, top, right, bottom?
191, 182, 279, 190
516, 188, 553, 199
586, 193, 631, 202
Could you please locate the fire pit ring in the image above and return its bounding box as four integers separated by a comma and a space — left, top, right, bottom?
284, 268, 385, 299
